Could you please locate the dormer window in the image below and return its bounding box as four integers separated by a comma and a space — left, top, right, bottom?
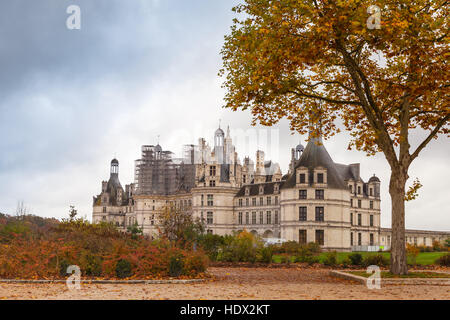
317, 173, 324, 183
313, 167, 327, 185
259, 185, 264, 194
299, 173, 306, 183
245, 187, 250, 196
274, 184, 279, 193
296, 167, 308, 185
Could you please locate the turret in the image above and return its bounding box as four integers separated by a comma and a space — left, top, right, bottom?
214, 123, 225, 164
368, 174, 381, 198
111, 158, 119, 177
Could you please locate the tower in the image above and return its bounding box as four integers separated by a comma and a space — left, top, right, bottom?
368, 174, 381, 198
111, 158, 119, 177
254, 150, 266, 183
289, 141, 305, 174
214, 124, 225, 164
255, 150, 265, 175
224, 125, 234, 165
295, 142, 304, 160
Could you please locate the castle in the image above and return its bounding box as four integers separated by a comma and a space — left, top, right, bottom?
92, 126, 449, 251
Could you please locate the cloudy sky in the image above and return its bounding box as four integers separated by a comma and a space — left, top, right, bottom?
0, 0, 448, 231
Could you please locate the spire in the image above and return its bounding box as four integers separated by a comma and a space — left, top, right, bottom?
226, 125, 230, 138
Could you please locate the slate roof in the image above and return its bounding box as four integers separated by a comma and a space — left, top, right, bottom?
335, 163, 359, 181
282, 137, 347, 190
235, 181, 284, 197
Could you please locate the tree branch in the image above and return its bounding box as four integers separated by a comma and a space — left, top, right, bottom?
303, 80, 356, 94
410, 113, 450, 162
335, 39, 399, 167
289, 89, 361, 106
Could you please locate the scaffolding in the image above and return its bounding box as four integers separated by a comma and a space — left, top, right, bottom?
134, 145, 196, 195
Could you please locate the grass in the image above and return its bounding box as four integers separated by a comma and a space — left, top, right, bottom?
272, 252, 448, 265
348, 271, 450, 278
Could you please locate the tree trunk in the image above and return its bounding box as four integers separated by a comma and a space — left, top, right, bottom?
389, 168, 408, 275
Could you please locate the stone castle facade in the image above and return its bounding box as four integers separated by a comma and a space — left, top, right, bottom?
92, 126, 449, 251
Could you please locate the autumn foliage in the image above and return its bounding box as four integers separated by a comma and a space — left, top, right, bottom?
0, 214, 208, 280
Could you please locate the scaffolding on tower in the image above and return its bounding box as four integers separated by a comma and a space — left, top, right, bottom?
134, 144, 196, 195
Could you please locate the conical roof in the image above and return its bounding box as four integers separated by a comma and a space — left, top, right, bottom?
282, 137, 347, 189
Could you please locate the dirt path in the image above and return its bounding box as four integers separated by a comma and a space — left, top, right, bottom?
0, 267, 448, 300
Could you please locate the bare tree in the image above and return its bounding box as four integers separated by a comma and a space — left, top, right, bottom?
15, 201, 28, 219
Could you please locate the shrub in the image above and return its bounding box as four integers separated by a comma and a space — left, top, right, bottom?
256, 246, 273, 263
168, 253, 185, 277
294, 253, 319, 265
406, 244, 420, 265
341, 257, 351, 268
304, 242, 322, 254
322, 251, 338, 266
348, 253, 363, 266
276, 241, 303, 255
419, 245, 432, 252
304, 255, 320, 265
292, 242, 321, 265
198, 234, 226, 261
184, 253, 208, 274
280, 254, 291, 264
363, 254, 389, 267
432, 240, 444, 252
79, 251, 102, 276
59, 259, 72, 277
435, 253, 450, 266
115, 259, 132, 279
0, 218, 209, 280
216, 230, 262, 263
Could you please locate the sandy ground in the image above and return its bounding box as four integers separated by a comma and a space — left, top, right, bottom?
0, 267, 448, 300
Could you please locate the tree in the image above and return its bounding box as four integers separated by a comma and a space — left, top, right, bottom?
156, 205, 204, 245
220, 0, 448, 274
69, 205, 78, 221
15, 201, 28, 218
127, 222, 143, 239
